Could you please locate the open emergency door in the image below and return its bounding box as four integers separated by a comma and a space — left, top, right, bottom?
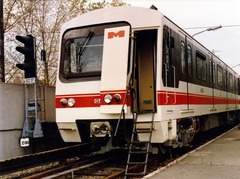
100, 26, 130, 113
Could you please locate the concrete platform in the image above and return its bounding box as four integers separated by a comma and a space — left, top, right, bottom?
145, 126, 240, 179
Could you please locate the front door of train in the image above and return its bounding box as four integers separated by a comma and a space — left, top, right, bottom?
131, 30, 157, 113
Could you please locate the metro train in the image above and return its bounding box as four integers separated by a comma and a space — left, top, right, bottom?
55, 6, 240, 153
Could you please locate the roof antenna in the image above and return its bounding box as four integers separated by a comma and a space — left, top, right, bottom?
150, 5, 158, 10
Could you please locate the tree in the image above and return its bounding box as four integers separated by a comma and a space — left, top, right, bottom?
4, 0, 128, 85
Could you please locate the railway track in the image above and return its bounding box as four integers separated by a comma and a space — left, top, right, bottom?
24, 151, 163, 179
0, 143, 91, 176
0, 125, 235, 179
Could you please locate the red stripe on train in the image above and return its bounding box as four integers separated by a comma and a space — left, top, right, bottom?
157, 91, 238, 105
55, 90, 239, 108
55, 90, 129, 108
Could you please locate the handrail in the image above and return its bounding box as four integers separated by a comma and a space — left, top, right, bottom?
164, 63, 168, 105
114, 86, 129, 136
172, 66, 176, 104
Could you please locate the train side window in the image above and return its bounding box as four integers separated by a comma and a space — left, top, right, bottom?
187, 45, 192, 76
217, 65, 223, 87
181, 41, 185, 74
196, 52, 206, 81
181, 43, 192, 76
229, 73, 233, 90
163, 28, 170, 69
210, 60, 215, 84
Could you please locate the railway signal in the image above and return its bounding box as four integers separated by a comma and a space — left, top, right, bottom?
16, 34, 36, 79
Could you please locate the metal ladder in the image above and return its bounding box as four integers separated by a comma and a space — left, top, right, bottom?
21, 78, 43, 139
124, 110, 155, 178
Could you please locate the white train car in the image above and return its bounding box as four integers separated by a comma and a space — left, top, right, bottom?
55, 6, 239, 153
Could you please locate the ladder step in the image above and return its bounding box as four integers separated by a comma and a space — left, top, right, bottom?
125, 173, 145, 176
136, 127, 151, 130
129, 150, 148, 154
127, 162, 147, 165
134, 130, 151, 133
135, 120, 153, 123
27, 116, 36, 118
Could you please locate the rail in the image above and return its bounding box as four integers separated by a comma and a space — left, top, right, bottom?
0, 143, 91, 175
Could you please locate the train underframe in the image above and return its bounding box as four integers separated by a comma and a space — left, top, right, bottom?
75, 110, 239, 154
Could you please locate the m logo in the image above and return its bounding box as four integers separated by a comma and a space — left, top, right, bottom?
108, 30, 125, 39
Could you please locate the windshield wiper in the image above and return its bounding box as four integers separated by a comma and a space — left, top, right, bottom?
78, 31, 94, 56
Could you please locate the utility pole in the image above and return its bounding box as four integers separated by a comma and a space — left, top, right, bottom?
0, 0, 4, 82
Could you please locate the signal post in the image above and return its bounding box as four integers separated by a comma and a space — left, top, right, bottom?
16, 35, 43, 147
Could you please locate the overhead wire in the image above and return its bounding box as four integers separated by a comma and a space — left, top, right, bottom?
183, 24, 240, 29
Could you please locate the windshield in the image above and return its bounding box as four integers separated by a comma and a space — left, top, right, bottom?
60, 22, 129, 81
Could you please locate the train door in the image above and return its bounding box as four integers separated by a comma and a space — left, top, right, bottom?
180, 35, 193, 111
209, 58, 216, 110
225, 69, 229, 109
131, 30, 157, 113
100, 25, 130, 113
162, 26, 176, 112
234, 76, 238, 109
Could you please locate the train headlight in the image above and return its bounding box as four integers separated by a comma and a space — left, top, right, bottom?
90, 122, 111, 137
91, 124, 100, 134
68, 98, 75, 107
113, 94, 121, 103
100, 124, 109, 134
104, 94, 112, 104
60, 98, 67, 107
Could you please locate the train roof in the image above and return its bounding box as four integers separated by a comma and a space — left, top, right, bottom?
60, 6, 164, 33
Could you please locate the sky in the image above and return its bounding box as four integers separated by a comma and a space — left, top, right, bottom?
91, 0, 240, 74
